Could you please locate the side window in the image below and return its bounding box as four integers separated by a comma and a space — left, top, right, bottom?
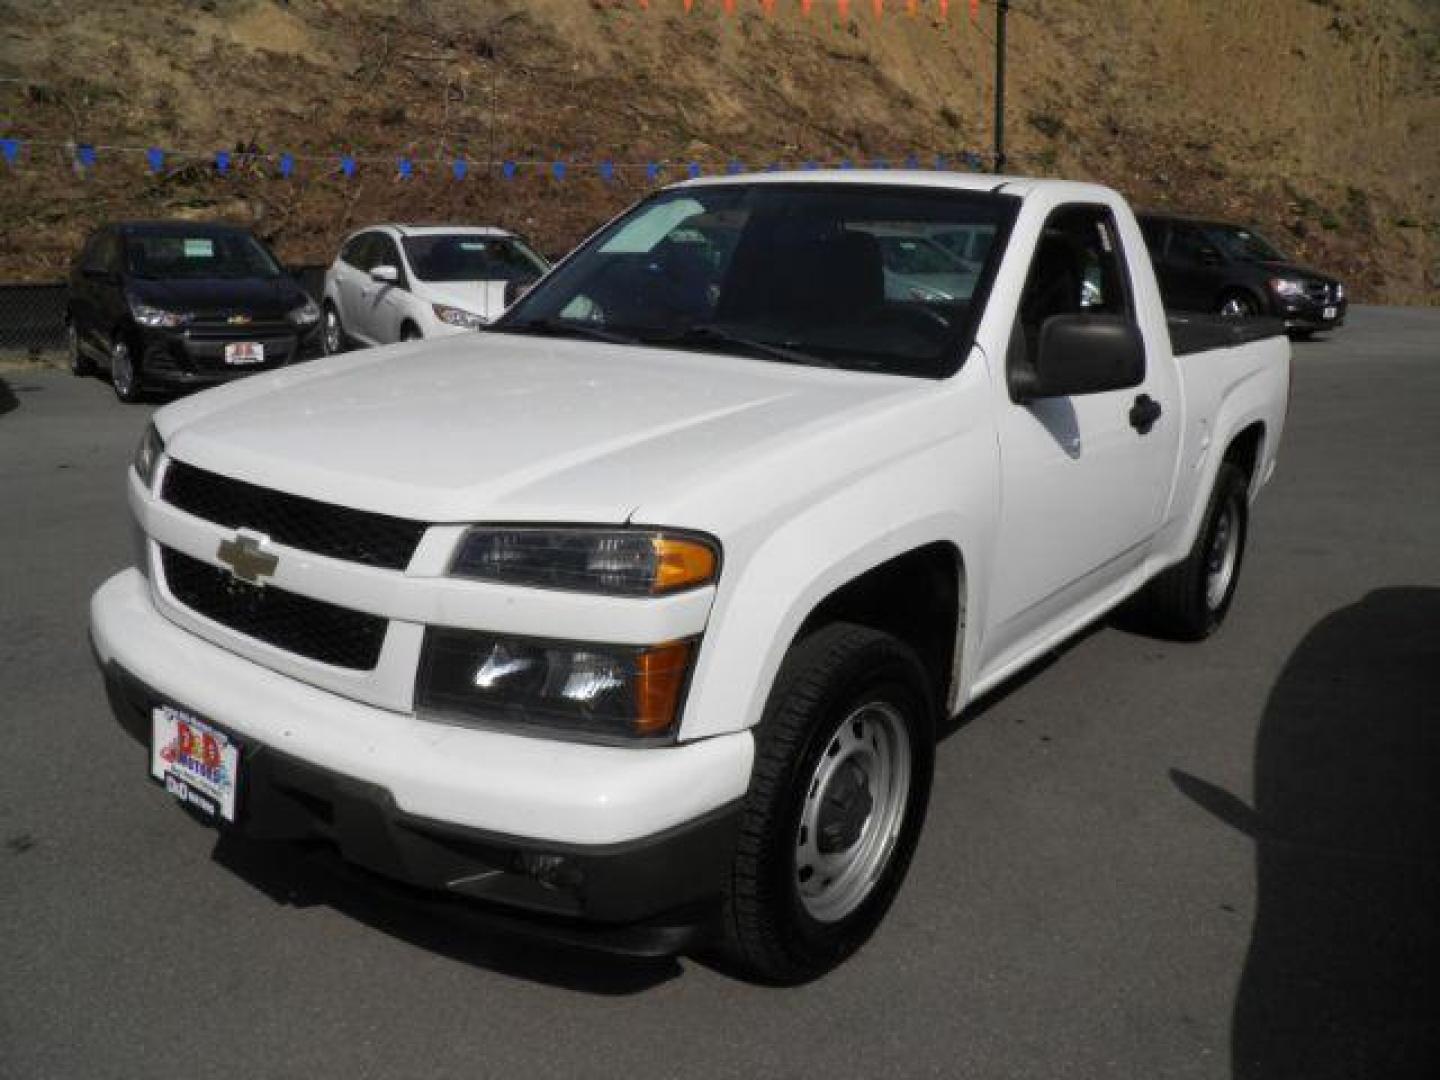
340, 234, 373, 270
1017, 204, 1133, 349
372, 235, 406, 287
1168, 224, 1212, 267
97, 233, 124, 276
1139, 218, 1168, 259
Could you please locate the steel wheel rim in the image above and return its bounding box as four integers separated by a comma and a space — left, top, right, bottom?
1204, 496, 1240, 610
795, 700, 912, 924
112, 342, 134, 397
324, 308, 341, 353
1220, 296, 1251, 318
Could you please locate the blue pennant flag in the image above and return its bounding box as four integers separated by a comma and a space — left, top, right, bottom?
646, 162, 660, 183
502, 160, 517, 180
215, 150, 230, 175
0, 138, 18, 166
76, 144, 96, 169
340, 155, 356, 178
765, 162, 781, 172
452, 158, 467, 180
904, 154, 920, 170
839, 159, 855, 170
599, 160, 615, 183
397, 156, 413, 180
146, 147, 164, 173
802, 160, 818, 171
933, 154, 947, 170
871, 158, 889, 170
278, 153, 295, 178
552, 161, 566, 181
687, 162, 702, 179
726, 160, 744, 175
962, 151, 983, 171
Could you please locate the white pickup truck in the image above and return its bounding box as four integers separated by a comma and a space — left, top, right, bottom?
91, 173, 1289, 983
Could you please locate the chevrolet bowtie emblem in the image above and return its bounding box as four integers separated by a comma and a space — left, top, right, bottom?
227, 314, 252, 326
217, 531, 278, 584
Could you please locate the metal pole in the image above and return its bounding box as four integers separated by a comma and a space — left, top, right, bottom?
994, 0, 1009, 173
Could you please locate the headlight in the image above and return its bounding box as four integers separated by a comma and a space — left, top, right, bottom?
128, 297, 187, 328
432, 303, 488, 330
449, 527, 719, 595
417, 628, 695, 742
286, 297, 321, 326
133, 422, 164, 489
1334, 282, 1345, 300
1268, 277, 1307, 298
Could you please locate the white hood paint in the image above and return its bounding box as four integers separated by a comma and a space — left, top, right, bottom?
418, 280, 510, 321
158, 334, 927, 525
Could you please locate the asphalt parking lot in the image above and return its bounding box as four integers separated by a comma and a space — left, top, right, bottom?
2, 307, 1437, 1079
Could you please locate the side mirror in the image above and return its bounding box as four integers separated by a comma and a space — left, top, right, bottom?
370, 264, 400, 285
1010, 313, 1145, 400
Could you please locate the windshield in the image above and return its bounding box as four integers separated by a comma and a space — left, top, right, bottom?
402, 235, 548, 283
494, 183, 1017, 378
1204, 224, 1287, 264
126, 231, 282, 280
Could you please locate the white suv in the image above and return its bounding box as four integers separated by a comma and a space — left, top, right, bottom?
321, 224, 548, 352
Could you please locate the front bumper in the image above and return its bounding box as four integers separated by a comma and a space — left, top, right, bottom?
1277, 296, 1347, 332
91, 569, 752, 950
136, 321, 324, 388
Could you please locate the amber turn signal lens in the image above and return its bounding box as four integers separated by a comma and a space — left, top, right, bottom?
634, 640, 695, 736
652, 536, 718, 594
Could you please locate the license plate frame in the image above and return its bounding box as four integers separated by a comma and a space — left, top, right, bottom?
1322, 306, 1337, 320
150, 705, 242, 823
224, 341, 265, 366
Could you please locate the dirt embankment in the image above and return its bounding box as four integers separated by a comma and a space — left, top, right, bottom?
0, 0, 1436, 303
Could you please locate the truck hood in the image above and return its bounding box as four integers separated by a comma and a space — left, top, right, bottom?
158, 333, 924, 525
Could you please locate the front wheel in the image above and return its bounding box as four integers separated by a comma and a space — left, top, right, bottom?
719, 623, 935, 984
322, 302, 346, 355
67, 322, 94, 376
1218, 291, 1260, 319
109, 338, 143, 403
1138, 462, 1249, 640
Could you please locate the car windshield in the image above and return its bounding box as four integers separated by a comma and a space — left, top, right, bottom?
402, 235, 548, 283
1204, 225, 1287, 264
494, 183, 1017, 378
126, 231, 282, 280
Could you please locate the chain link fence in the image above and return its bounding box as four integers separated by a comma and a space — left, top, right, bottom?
0, 268, 329, 357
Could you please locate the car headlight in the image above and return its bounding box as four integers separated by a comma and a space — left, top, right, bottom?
432, 303, 488, 330
128, 297, 187, 328
417, 628, 695, 742
1268, 277, 1307, 298
287, 297, 321, 326
449, 527, 719, 596
1334, 282, 1345, 300
133, 422, 164, 489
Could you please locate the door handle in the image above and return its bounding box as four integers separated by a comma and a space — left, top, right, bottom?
1129, 394, 1162, 434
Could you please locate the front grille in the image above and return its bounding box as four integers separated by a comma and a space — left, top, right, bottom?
163, 461, 427, 570
161, 547, 387, 670
1305, 281, 1329, 304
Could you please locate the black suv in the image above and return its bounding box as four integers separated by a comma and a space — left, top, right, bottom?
1138, 212, 1346, 337
66, 222, 323, 402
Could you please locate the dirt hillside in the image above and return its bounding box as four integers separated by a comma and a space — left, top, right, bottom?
1, 0, 1436, 303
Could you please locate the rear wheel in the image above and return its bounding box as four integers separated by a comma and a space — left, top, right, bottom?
1139, 462, 1249, 640
109, 337, 143, 403
719, 623, 935, 984
67, 322, 94, 376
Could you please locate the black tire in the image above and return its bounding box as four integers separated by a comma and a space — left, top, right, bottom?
109, 336, 144, 403
322, 301, 347, 355
1138, 462, 1249, 640
66, 322, 94, 376
1217, 291, 1261, 319
718, 622, 936, 984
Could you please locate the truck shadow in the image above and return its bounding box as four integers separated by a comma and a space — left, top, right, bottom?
1171, 589, 1440, 1078
209, 833, 682, 995
0, 376, 17, 417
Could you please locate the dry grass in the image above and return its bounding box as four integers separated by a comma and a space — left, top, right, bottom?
0, 0, 1435, 301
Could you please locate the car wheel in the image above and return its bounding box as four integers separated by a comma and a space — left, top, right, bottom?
109, 337, 143, 403
400, 323, 422, 342
1217, 292, 1260, 319
719, 622, 935, 985
67, 322, 94, 376
1138, 462, 1249, 641
322, 302, 346, 355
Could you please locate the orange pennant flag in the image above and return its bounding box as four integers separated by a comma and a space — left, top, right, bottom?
873, 0, 884, 17
838, 0, 850, 19
971, 0, 980, 21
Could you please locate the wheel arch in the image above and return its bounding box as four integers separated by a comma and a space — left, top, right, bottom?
1222, 420, 1267, 496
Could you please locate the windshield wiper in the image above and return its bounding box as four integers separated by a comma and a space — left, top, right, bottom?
495, 317, 640, 346
650, 324, 836, 369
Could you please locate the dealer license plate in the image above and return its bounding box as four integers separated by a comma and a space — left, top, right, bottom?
151, 705, 240, 822
1322, 306, 1337, 320
224, 341, 265, 365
